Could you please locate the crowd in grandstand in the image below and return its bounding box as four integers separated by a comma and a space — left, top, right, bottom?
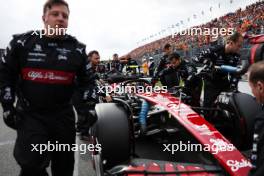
127, 1, 264, 60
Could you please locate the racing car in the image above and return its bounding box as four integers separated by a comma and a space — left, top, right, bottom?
89, 77, 261, 176
89, 35, 264, 176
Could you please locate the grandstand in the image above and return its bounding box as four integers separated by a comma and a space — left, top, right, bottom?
128, 1, 264, 62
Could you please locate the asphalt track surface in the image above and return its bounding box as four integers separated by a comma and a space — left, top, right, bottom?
0, 81, 251, 176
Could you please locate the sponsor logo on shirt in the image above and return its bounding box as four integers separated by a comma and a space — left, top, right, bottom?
58, 55, 68, 61
21, 68, 75, 84
33, 44, 43, 52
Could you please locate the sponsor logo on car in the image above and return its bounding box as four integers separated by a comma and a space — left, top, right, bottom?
226, 159, 252, 172
192, 124, 217, 136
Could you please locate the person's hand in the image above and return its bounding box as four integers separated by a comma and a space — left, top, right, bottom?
2, 106, 21, 130
104, 96, 112, 102
203, 59, 211, 66
98, 79, 105, 84
214, 66, 221, 72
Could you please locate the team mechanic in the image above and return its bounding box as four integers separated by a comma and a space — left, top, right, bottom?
154, 43, 173, 79
0, 0, 94, 176
158, 52, 195, 89
74, 50, 100, 139
107, 53, 123, 73
194, 32, 248, 108
248, 61, 264, 176
74, 50, 112, 139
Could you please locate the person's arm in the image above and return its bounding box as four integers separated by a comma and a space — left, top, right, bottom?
0, 35, 21, 129
249, 111, 264, 176
154, 57, 166, 77
236, 59, 249, 75
251, 145, 264, 176
179, 64, 190, 80
215, 59, 249, 75
75, 45, 97, 116
158, 67, 170, 77
193, 46, 217, 64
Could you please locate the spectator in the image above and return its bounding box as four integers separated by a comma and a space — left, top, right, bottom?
148, 57, 155, 76
142, 58, 149, 75
128, 1, 264, 60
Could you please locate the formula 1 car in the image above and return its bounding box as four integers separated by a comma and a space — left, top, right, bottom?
88, 35, 264, 176
248, 34, 264, 64
89, 73, 261, 176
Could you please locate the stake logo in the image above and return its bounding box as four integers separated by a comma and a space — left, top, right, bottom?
226, 159, 252, 172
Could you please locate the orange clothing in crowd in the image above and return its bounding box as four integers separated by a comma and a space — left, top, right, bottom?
142, 61, 149, 75
128, 1, 264, 59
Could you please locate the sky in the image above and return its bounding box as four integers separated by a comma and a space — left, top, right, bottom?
0, 0, 260, 60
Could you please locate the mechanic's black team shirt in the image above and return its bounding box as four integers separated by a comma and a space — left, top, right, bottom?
250, 106, 264, 176
0, 31, 94, 112
159, 61, 190, 89
108, 60, 122, 72
154, 54, 170, 77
